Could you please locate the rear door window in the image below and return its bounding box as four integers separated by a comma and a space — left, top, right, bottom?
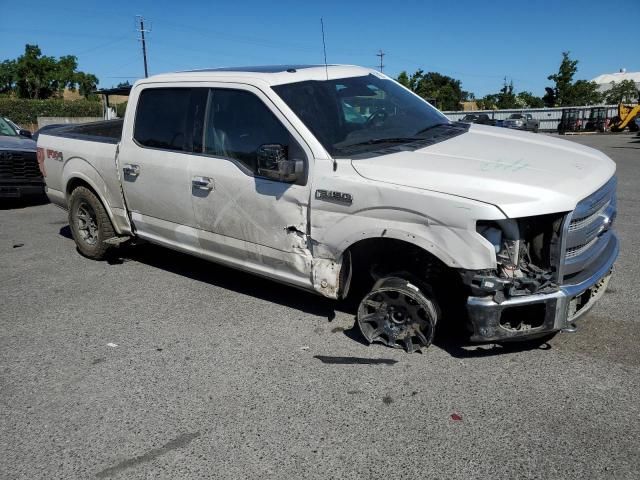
134, 88, 192, 151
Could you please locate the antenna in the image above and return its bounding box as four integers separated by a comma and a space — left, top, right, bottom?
376, 50, 385, 73
320, 18, 329, 81
320, 18, 337, 171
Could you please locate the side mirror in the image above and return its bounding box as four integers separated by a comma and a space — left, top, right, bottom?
19, 129, 32, 138
257, 144, 303, 182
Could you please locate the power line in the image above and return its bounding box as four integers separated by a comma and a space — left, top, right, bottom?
136, 15, 150, 78
74, 35, 133, 57
376, 50, 385, 73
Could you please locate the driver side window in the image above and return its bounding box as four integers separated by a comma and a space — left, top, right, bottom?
203, 88, 304, 174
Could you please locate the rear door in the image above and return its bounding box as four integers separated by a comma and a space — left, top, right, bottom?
188, 85, 313, 282
118, 86, 207, 244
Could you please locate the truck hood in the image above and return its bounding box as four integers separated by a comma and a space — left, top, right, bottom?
350, 124, 616, 218
0, 135, 36, 151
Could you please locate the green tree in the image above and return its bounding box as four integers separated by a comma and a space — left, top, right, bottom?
54, 55, 79, 92
605, 80, 639, 104
542, 87, 556, 107
476, 94, 499, 110
496, 78, 518, 109
0, 60, 16, 94
516, 91, 544, 108
568, 80, 602, 106
15, 45, 57, 99
545, 51, 602, 106
396, 71, 410, 88
477, 80, 540, 110
547, 51, 578, 106
396, 70, 467, 110
75, 72, 99, 99
10, 44, 99, 99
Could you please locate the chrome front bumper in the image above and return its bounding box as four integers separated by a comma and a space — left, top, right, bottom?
466, 233, 619, 342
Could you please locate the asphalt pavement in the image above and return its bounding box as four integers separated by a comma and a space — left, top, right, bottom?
1, 132, 639, 479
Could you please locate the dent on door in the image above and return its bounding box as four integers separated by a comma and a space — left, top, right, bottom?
189, 167, 335, 290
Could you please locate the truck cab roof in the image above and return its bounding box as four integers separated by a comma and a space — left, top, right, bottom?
137, 64, 377, 87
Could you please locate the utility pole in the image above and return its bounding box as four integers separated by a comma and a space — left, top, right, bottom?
376, 50, 385, 73
136, 15, 150, 78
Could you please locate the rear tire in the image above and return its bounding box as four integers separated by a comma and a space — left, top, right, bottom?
68, 186, 115, 260
357, 276, 439, 353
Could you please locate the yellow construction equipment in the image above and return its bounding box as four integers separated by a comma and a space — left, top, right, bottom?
610, 103, 640, 132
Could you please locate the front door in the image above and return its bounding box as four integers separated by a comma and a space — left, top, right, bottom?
188, 86, 312, 282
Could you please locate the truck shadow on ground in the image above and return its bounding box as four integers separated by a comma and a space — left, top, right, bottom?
0, 194, 49, 210
58, 227, 554, 358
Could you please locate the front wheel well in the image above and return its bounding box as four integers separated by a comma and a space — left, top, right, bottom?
342, 238, 469, 328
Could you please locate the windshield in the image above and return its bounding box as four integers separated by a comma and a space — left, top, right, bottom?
508, 114, 524, 119
0, 117, 18, 137
272, 74, 449, 156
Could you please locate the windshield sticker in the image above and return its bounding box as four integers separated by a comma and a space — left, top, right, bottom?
479, 158, 528, 172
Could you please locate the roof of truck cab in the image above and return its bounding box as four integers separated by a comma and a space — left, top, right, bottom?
135, 64, 380, 87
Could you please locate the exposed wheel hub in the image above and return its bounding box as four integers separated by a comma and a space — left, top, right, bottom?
357, 279, 437, 353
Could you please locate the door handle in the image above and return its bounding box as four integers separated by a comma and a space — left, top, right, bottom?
192, 176, 214, 191
123, 164, 140, 177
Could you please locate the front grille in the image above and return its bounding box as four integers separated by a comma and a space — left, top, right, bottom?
0, 150, 42, 179
565, 236, 599, 259
560, 176, 617, 283
568, 199, 611, 232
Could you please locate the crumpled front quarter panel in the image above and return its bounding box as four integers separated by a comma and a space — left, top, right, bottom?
309, 159, 506, 271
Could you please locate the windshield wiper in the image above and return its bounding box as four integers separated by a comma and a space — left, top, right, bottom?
414, 122, 451, 135
340, 137, 422, 149
337, 123, 458, 151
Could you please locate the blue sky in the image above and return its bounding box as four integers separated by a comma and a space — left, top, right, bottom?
1, 0, 638, 97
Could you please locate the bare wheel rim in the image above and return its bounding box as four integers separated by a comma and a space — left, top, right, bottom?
76, 201, 99, 246
358, 286, 435, 353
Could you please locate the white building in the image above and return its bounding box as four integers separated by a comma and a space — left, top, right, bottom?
591, 69, 640, 101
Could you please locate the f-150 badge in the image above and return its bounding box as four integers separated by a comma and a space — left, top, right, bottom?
315, 189, 353, 205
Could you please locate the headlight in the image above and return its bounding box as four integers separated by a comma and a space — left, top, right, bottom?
477, 223, 502, 254
477, 220, 521, 275
471, 216, 562, 296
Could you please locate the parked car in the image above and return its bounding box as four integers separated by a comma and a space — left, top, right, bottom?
0, 116, 44, 199
460, 113, 496, 126
38, 65, 618, 353
503, 113, 539, 132
3, 117, 32, 138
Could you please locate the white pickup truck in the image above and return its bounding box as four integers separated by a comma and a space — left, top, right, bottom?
38, 65, 618, 353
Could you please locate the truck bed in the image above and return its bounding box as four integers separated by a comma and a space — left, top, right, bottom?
38, 119, 128, 231
43, 119, 123, 144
